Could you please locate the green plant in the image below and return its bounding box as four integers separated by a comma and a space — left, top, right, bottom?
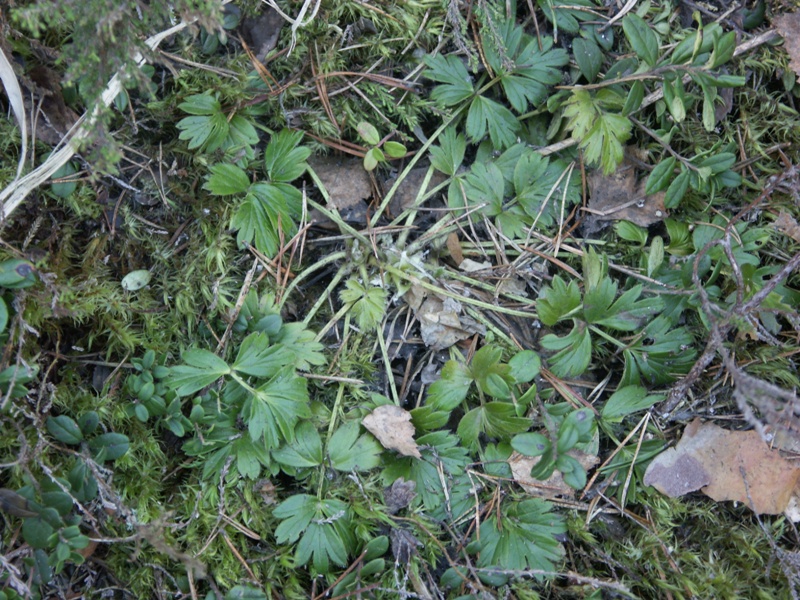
176, 92, 260, 164
355, 121, 407, 171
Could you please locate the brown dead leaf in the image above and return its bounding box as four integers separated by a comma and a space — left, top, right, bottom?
388, 166, 447, 217
775, 211, 800, 243
416, 294, 486, 350
509, 450, 599, 500
308, 155, 372, 225
644, 419, 800, 515
362, 405, 422, 459
384, 477, 417, 514
446, 232, 463, 266
239, 4, 284, 62
586, 155, 667, 229
774, 12, 800, 78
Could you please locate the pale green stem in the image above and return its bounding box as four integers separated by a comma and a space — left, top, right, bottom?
383, 264, 538, 319
370, 108, 465, 228
376, 324, 400, 405
283, 250, 347, 313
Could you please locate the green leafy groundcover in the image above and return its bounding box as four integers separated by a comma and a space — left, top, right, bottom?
3, 0, 800, 597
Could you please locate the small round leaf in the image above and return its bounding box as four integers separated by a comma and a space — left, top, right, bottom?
122, 270, 152, 291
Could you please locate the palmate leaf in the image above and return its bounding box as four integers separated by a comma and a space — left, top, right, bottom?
463, 162, 505, 216
466, 96, 519, 150
537, 275, 582, 326
428, 360, 473, 411
457, 402, 530, 448
232, 332, 295, 378
274, 495, 354, 572
482, 20, 568, 113
477, 498, 566, 577
232, 436, 270, 478
513, 152, 580, 228
273, 421, 323, 468
601, 385, 664, 422
620, 316, 696, 386
167, 349, 231, 397
381, 431, 469, 512
581, 112, 631, 175
429, 126, 466, 176
540, 321, 592, 378
339, 279, 387, 330
563, 89, 631, 174
327, 421, 382, 472
423, 54, 474, 107
583, 279, 663, 331
244, 367, 310, 450
264, 129, 311, 182
204, 163, 250, 196
273, 323, 327, 371
231, 183, 298, 258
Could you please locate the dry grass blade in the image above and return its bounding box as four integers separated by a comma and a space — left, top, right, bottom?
0, 45, 27, 181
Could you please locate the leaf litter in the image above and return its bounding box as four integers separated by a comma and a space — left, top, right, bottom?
584, 152, 667, 232
644, 419, 800, 516
362, 404, 422, 459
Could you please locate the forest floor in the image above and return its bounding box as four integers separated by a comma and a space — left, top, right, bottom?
2, 0, 800, 598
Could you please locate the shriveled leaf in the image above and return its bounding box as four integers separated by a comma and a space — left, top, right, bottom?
362, 405, 421, 459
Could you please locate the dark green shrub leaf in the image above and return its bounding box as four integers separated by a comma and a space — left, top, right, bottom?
0, 259, 37, 289
46, 416, 83, 445
622, 14, 659, 66
363, 535, 389, 561
22, 517, 55, 549
383, 141, 406, 158
645, 156, 677, 195
602, 385, 664, 422
573, 37, 603, 83
225, 586, 267, 600
511, 432, 551, 457
88, 433, 130, 461
708, 30, 736, 68
664, 168, 690, 208
623, 80, 644, 116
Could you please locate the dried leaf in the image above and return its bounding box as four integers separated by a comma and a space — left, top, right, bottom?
240, 5, 285, 62
775, 211, 800, 243
446, 232, 463, 266
644, 419, 800, 515
387, 166, 446, 217
586, 154, 667, 229
459, 258, 492, 272
508, 450, 598, 500
0, 43, 26, 180
415, 294, 486, 350
384, 478, 417, 514
774, 12, 800, 78
308, 155, 371, 225
362, 405, 422, 459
